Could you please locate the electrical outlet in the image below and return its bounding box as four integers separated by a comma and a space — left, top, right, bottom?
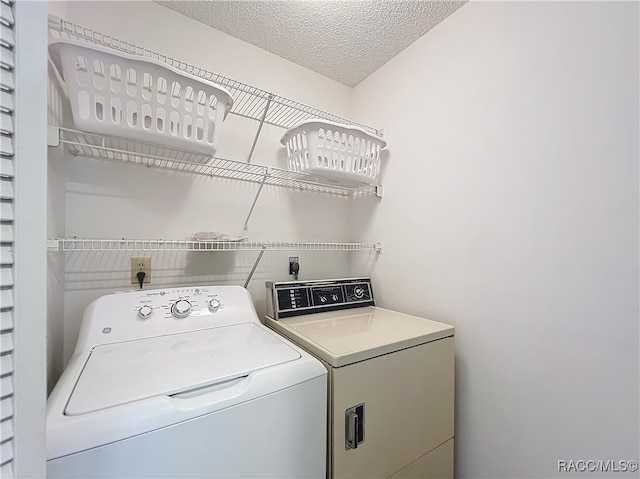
289, 257, 299, 276
131, 257, 151, 284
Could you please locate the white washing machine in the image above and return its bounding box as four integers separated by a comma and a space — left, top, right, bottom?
264, 278, 455, 479
47, 285, 327, 478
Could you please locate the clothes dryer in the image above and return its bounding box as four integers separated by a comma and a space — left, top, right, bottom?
264, 278, 455, 479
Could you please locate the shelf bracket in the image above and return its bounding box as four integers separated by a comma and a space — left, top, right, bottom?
243, 169, 268, 231
47, 239, 62, 252
246, 93, 273, 164
243, 243, 267, 288
47, 126, 60, 147
48, 14, 63, 31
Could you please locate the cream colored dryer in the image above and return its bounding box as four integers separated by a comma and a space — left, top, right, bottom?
265, 278, 455, 479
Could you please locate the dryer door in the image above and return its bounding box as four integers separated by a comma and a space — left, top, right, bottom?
331, 337, 454, 478
65, 323, 300, 415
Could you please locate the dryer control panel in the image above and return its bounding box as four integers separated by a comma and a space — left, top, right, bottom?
266, 278, 375, 320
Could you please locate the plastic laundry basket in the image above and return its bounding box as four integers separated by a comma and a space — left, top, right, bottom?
48, 40, 234, 156
281, 120, 386, 185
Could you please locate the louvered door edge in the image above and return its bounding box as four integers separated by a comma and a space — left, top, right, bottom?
0, 0, 16, 476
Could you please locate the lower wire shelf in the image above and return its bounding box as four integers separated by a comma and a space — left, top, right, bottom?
47, 238, 383, 253
48, 127, 383, 198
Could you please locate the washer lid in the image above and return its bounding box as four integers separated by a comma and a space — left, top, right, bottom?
65, 323, 300, 415
269, 306, 454, 367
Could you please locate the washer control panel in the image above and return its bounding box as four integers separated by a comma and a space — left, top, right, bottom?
75, 285, 258, 350
266, 278, 375, 320
134, 286, 225, 321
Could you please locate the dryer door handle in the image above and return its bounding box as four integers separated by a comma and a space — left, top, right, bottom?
345, 403, 365, 450
347, 411, 358, 449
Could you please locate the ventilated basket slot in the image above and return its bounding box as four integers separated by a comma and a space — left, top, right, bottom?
49, 41, 234, 158
156, 107, 165, 132
109, 64, 122, 93
142, 73, 152, 101
75, 56, 89, 86
125, 68, 137, 97
111, 98, 122, 124
94, 95, 105, 121
157, 77, 167, 104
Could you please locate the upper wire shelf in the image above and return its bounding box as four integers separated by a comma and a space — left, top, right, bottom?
48, 238, 382, 253
47, 15, 382, 135
50, 126, 381, 197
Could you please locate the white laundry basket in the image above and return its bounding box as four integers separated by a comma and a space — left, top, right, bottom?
48, 40, 234, 156
281, 120, 386, 185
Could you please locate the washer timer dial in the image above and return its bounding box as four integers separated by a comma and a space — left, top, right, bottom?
171, 299, 192, 319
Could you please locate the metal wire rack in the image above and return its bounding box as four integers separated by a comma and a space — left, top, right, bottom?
47, 238, 382, 253
50, 127, 381, 198
47, 15, 381, 135
46, 15, 384, 255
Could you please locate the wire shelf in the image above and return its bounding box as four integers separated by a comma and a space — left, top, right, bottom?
48, 15, 381, 135
52, 127, 381, 197
48, 238, 382, 253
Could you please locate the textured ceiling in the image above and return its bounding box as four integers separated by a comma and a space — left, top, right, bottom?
156, 1, 467, 87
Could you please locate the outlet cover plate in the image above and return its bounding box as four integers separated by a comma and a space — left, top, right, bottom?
131, 257, 151, 284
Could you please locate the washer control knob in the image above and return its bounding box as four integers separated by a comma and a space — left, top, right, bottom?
138, 305, 154, 320
208, 299, 221, 312
171, 299, 192, 319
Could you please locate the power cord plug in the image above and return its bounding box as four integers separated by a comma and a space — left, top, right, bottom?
136, 271, 146, 290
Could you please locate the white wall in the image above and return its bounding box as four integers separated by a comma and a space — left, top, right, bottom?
353, 1, 639, 477
47, 1, 364, 374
